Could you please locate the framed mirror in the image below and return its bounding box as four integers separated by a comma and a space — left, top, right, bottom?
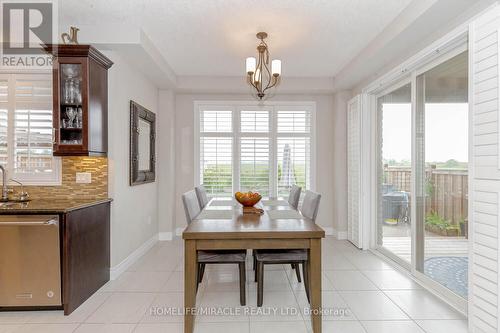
130, 101, 156, 185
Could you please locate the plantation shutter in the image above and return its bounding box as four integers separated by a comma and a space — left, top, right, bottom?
0, 79, 8, 167
14, 77, 54, 176
276, 109, 311, 197
469, 5, 500, 333
347, 95, 362, 248
239, 110, 270, 196
199, 109, 233, 197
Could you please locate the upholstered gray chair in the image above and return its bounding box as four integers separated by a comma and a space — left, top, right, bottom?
287, 184, 302, 209
182, 190, 247, 305
254, 190, 321, 307
195, 185, 209, 209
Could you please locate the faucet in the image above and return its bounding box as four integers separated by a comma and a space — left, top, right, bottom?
0, 165, 7, 201
10, 178, 29, 201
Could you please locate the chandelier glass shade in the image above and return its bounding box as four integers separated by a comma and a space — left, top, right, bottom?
245, 32, 281, 100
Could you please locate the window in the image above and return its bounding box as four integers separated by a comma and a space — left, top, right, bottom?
0, 73, 60, 185
196, 103, 315, 198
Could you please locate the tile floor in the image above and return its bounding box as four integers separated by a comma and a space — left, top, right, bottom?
0, 237, 468, 333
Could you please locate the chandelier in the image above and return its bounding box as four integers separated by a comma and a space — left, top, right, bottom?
245, 32, 281, 100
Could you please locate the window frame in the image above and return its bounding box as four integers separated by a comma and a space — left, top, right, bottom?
194, 101, 316, 198
0, 72, 61, 186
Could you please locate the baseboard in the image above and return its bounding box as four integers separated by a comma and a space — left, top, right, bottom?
110, 234, 159, 280
159, 232, 173, 241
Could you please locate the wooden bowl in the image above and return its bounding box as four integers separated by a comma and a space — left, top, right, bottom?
235, 192, 262, 207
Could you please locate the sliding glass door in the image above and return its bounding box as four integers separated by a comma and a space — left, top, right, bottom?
376, 83, 412, 265
374, 50, 469, 301
415, 51, 469, 298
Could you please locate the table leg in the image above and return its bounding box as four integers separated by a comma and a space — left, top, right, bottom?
308, 238, 322, 333
184, 240, 197, 333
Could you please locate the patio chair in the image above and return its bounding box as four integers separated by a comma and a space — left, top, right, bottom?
182, 190, 247, 306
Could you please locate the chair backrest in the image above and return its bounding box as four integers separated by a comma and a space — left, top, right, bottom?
300, 190, 321, 222
287, 184, 302, 209
182, 190, 201, 224
195, 185, 209, 208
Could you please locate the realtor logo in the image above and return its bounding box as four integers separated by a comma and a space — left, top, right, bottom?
1, 1, 56, 68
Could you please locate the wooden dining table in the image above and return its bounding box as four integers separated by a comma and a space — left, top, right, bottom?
182, 198, 325, 333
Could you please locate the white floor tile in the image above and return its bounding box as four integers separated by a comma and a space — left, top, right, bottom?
339, 291, 409, 320
250, 320, 308, 333
321, 321, 367, 333
0, 313, 31, 325
247, 291, 302, 322
25, 293, 111, 324
415, 319, 468, 333
384, 290, 464, 320
0, 325, 21, 333
296, 291, 356, 321
140, 292, 184, 323
325, 270, 378, 291
198, 291, 250, 322
343, 252, 394, 270
160, 271, 185, 293
196, 322, 249, 333
7, 324, 79, 333
362, 270, 422, 290
74, 323, 136, 333
322, 254, 357, 270
361, 320, 424, 333
86, 292, 156, 324
133, 323, 183, 333
102, 272, 171, 293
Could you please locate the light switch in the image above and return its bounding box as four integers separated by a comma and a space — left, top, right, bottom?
76, 172, 91, 184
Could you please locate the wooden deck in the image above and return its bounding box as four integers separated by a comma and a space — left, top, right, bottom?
382, 236, 468, 262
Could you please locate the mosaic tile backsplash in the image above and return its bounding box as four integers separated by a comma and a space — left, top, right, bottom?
16, 157, 108, 200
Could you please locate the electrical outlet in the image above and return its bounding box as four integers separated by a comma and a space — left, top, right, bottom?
75, 172, 91, 184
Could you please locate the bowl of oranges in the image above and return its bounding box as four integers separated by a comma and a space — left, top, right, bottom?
235, 191, 262, 207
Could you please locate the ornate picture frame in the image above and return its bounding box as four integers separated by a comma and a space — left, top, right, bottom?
130, 100, 156, 186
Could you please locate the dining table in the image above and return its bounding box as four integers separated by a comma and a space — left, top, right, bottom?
182, 198, 325, 333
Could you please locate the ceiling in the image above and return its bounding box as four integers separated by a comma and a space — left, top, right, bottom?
59, 0, 413, 78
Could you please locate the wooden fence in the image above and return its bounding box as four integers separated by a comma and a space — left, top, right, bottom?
384, 166, 468, 226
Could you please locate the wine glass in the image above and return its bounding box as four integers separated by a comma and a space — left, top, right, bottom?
66, 107, 76, 128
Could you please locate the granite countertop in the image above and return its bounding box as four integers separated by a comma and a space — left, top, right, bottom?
0, 198, 112, 214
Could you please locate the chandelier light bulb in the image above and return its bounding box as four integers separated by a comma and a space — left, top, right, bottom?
272, 59, 281, 76
246, 57, 256, 74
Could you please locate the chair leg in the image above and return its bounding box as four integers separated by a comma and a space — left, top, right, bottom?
253, 251, 256, 271
294, 263, 302, 283
239, 262, 246, 306
254, 258, 258, 282
199, 263, 206, 283
257, 261, 264, 307
302, 261, 310, 304
196, 263, 200, 293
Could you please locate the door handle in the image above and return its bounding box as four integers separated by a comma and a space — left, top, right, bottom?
0, 219, 58, 226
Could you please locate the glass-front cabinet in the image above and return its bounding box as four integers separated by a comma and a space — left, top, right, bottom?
44, 45, 113, 156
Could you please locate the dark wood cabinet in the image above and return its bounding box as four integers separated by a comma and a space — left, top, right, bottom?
44, 45, 113, 156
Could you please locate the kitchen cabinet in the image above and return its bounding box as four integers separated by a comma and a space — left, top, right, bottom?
44, 45, 113, 156
0, 199, 111, 315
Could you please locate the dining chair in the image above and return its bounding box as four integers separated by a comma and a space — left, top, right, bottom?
287, 184, 302, 209
195, 184, 209, 209
254, 190, 321, 307
182, 190, 247, 306
253, 184, 302, 280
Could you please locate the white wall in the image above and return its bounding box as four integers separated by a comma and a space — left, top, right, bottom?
157, 90, 176, 238
332, 91, 351, 237
105, 50, 159, 267
173, 93, 335, 234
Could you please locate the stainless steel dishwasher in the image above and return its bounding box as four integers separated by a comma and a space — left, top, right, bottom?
0, 215, 61, 307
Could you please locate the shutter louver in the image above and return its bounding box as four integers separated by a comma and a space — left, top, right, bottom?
14, 78, 54, 174
0, 79, 8, 167
240, 137, 270, 196
199, 109, 233, 197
